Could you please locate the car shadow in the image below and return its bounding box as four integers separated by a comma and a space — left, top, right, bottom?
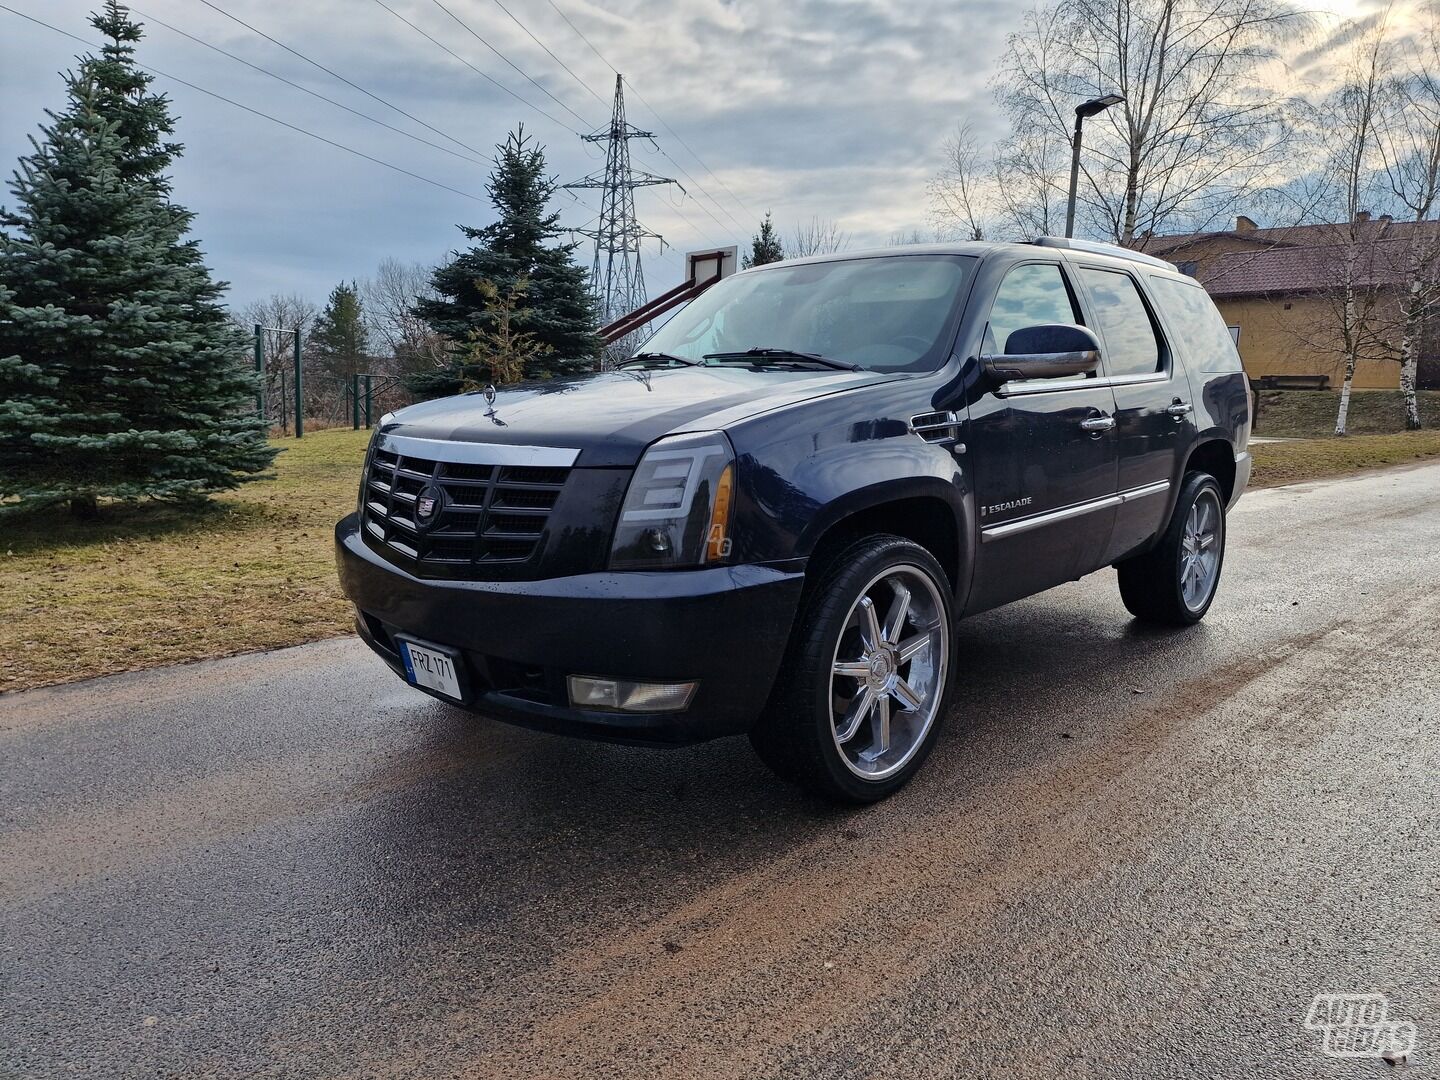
343, 582, 1210, 935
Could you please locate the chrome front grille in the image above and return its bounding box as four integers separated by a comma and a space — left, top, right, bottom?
361, 438, 574, 571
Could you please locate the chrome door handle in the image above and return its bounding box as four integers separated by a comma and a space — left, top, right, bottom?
1079, 415, 1116, 433
1167, 402, 1194, 418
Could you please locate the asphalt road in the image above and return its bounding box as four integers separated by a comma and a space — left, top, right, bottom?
3, 463, 1437, 1079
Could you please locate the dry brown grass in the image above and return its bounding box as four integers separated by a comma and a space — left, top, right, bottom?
1, 428, 371, 693
1249, 430, 1440, 489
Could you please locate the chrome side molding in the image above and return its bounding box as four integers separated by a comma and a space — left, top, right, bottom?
981, 479, 1171, 542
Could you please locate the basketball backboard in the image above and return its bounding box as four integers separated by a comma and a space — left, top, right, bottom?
687, 246, 738, 287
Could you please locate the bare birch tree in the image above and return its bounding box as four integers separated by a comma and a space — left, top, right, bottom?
1308, 18, 1395, 435
1376, 1, 1440, 430
995, 0, 1298, 244
929, 123, 995, 240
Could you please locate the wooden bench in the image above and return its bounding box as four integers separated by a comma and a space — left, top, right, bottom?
1251, 374, 1331, 391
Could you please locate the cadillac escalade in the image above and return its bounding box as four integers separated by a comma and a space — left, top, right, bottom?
335, 238, 1251, 802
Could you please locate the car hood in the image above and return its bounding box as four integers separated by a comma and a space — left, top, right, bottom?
381, 366, 902, 467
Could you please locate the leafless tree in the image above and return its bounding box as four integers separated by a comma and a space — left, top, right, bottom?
788, 217, 850, 257
928, 123, 995, 241
1376, 1, 1440, 430
234, 293, 318, 435
887, 227, 944, 246
1286, 18, 1398, 435
359, 257, 449, 375
995, 0, 1299, 245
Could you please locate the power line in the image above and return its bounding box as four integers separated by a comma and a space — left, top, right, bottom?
371, 0, 581, 136
624, 78, 756, 225
131, 7, 494, 168
0, 4, 489, 204
194, 0, 487, 160
541, 0, 756, 224
489, 0, 608, 110
564, 75, 679, 355
480, 0, 745, 236
427, 0, 595, 131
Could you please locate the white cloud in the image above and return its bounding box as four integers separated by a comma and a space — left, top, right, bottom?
0, 0, 1394, 305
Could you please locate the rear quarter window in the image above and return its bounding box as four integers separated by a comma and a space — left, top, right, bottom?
1147, 276, 1244, 373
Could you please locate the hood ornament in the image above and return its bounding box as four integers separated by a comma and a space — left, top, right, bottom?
481, 382, 506, 426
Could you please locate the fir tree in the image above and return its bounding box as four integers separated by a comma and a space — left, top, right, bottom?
0, 7, 272, 517
742, 211, 785, 268
87, 0, 181, 187
310, 282, 369, 383
413, 126, 599, 396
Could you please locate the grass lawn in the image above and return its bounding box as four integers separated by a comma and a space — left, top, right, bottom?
3, 424, 1440, 694
1254, 388, 1440, 438
1, 428, 372, 693
1247, 429, 1440, 489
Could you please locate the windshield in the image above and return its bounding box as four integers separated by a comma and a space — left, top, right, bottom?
640, 254, 977, 372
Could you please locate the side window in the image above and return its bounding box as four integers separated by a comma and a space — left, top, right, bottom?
983, 263, 1080, 354
1078, 268, 1163, 377
1148, 276, 1245, 373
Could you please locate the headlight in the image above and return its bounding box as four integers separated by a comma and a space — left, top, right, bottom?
610, 431, 736, 570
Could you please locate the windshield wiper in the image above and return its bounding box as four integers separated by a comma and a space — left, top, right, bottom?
619, 351, 701, 368
703, 347, 860, 371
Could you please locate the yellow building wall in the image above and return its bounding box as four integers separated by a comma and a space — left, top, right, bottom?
1155, 235, 1402, 390
1214, 295, 1400, 390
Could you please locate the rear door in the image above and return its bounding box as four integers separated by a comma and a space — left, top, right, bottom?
965, 259, 1120, 611
1069, 263, 1191, 561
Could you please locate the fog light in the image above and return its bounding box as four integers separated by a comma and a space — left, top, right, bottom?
567, 675, 698, 713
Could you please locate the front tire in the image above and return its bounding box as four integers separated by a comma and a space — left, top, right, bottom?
750, 535, 953, 803
1117, 472, 1227, 625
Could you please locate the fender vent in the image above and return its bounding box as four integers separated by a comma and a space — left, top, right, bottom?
909, 411, 961, 445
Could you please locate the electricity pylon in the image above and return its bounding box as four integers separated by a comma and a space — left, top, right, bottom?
564, 74, 678, 360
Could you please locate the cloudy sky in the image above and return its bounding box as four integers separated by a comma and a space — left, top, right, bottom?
1, 0, 1378, 308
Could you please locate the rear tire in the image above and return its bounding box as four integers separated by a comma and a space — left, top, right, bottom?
750, 535, 953, 803
1117, 472, 1227, 625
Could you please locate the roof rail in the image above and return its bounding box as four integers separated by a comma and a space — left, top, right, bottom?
1031, 236, 1175, 270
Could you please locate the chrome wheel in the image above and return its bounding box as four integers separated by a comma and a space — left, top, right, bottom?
829, 564, 949, 781
1180, 489, 1222, 611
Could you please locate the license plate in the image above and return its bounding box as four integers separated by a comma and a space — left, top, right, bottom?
399, 640, 463, 700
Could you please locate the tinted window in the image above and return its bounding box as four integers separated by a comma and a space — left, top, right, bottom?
641, 255, 977, 372
1078, 268, 1163, 377
1148, 276, 1244, 373
983, 263, 1079, 354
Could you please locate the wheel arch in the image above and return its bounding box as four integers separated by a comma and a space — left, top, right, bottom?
1182, 438, 1237, 503
797, 479, 973, 606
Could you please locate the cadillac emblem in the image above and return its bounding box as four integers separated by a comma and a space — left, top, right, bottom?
415, 485, 443, 527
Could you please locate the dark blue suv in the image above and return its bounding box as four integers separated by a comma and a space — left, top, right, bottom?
336, 238, 1251, 802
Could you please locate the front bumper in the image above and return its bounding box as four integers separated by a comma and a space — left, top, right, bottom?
335, 514, 805, 745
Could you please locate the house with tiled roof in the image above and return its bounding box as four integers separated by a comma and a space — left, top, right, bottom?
1139, 214, 1440, 391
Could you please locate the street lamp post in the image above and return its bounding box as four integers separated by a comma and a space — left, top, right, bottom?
1065, 93, 1125, 239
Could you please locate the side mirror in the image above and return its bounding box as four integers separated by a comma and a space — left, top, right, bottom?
981, 323, 1101, 384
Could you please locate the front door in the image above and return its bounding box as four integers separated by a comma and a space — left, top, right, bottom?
965, 260, 1119, 611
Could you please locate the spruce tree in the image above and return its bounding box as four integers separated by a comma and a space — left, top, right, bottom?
413, 126, 599, 395
310, 282, 369, 383
742, 211, 785, 268
0, 6, 273, 517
